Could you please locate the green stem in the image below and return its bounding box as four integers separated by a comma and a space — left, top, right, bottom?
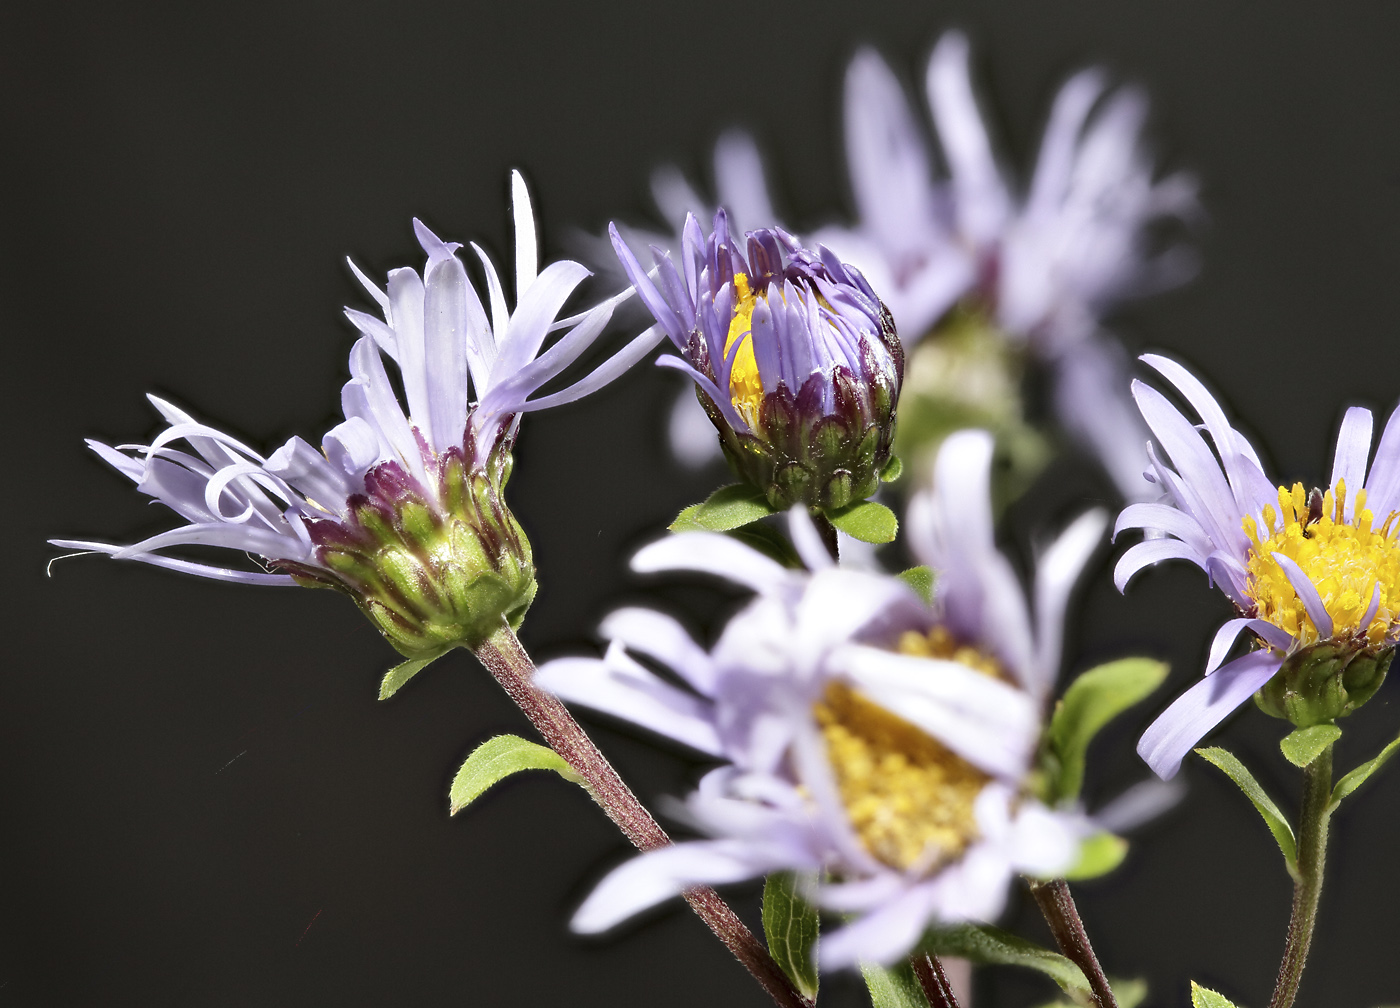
472, 624, 813, 1008
1268, 744, 1334, 1008
1027, 878, 1117, 1008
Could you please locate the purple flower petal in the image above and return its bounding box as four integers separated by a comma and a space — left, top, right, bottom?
1137, 649, 1284, 780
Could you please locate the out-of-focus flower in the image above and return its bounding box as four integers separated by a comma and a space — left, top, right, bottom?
1116, 355, 1399, 779
537, 431, 1103, 967
818, 33, 1198, 501
53, 173, 659, 659
611, 211, 903, 512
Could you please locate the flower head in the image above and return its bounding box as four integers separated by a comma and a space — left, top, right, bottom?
611, 211, 903, 512
536, 430, 1103, 967
813, 33, 1198, 501
1116, 355, 1400, 778
53, 173, 659, 659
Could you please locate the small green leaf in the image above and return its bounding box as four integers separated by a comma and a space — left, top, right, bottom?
897, 566, 935, 605
1279, 724, 1342, 767
1196, 747, 1297, 867
879, 454, 904, 483
1061, 831, 1129, 881
1047, 658, 1169, 802
378, 650, 449, 700
1035, 976, 1147, 1008
449, 734, 585, 815
762, 872, 820, 1000
826, 500, 898, 544
1331, 732, 1400, 808
859, 961, 930, 1008
669, 484, 776, 533
1191, 980, 1244, 1008
921, 923, 1089, 995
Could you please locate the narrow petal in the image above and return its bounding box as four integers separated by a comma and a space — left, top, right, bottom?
1137, 649, 1284, 780
1272, 554, 1334, 639
535, 653, 723, 756
632, 532, 790, 596
1204, 617, 1293, 675
1363, 402, 1400, 518
510, 169, 538, 294
599, 608, 716, 695
1113, 533, 1209, 592
571, 841, 778, 933
1033, 509, 1107, 693
819, 882, 938, 969
1330, 406, 1374, 523
788, 508, 835, 572
48, 540, 299, 585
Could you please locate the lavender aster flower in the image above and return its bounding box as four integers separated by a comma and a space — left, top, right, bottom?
812, 33, 1198, 500
1116, 355, 1400, 779
53, 172, 659, 662
536, 430, 1104, 968
610, 211, 903, 512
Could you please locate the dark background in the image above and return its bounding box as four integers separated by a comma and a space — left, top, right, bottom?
4, 2, 1400, 1005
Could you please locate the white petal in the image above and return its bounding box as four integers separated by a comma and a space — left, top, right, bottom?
631, 533, 791, 596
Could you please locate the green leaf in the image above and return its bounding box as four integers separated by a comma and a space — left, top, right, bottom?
1279, 724, 1342, 767
448, 734, 585, 815
920, 923, 1089, 995
826, 500, 898, 544
879, 454, 904, 483
1331, 732, 1400, 808
1046, 658, 1169, 802
1191, 980, 1244, 1008
669, 484, 776, 533
378, 650, 449, 700
1196, 747, 1297, 866
897, 566, 935, 605
1060, 831, 1129, 881
1035, 976, 1147, 1008
762, 872, 820, 1000
859, 961, 930, 1008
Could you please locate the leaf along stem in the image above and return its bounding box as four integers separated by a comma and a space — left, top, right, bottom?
1026, 878, 1117, 1008
473, 624, 814, 1008
1267, 744, 1334, 1008
911, 953, 962, 1008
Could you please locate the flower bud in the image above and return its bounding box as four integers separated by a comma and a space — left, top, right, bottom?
1254, 640, 1393, 728
613, 213, 903, 511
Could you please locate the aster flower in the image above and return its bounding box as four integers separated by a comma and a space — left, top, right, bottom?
1116, 354, 1400, 780
52, 172, 660, 660
818, 33, 1197, 500
610, 211, 903, 512
536, 430, 1104, 968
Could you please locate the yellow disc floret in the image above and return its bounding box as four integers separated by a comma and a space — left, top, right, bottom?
814, 680, 989, 872
723, 272, 766, 430
897, 625, 1007, 680
1243, 479, 1400, 646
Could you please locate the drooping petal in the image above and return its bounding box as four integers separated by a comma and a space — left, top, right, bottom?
1204, 617, 1293, 675
631, 533, 792, 596
599, 607, 716, 695
1137, 649, 1284, 780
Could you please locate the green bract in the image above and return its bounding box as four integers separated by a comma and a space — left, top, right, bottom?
1254, 640, 1392, 728
292, 450, 536, 665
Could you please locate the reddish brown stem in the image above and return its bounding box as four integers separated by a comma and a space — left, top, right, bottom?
474, 625, 812, 1008
911, 954, 962, 1008
1028, 878, 1117, 1008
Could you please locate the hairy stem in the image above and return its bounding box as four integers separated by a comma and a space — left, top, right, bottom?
473, 624, 812, 1008
811, 511, 840, 562
911, 953, 962, 1008
1027, 878, 1117, 1008
1268, 744, 1334, 1008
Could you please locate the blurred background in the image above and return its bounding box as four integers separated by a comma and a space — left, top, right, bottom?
4, 1, 1400, 1005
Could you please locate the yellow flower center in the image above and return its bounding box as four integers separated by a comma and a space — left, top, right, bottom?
723, 273, 766, 430
1242, 479, 1400, 646
814, 679, 989, 872
897, 625, 1007, 680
